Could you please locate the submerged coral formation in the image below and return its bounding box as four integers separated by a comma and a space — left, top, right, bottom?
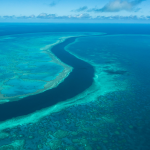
0, 32, 102, 103
0, 90, 150, 149
0, 34, 150, 150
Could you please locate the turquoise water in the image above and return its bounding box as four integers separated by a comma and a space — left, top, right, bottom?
0, 24, 150, 150
0, 33, 63, 98
0, 32, 99, 100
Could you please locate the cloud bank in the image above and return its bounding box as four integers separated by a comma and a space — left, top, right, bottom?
37, 13, 56, 19
1, 13, 150, 22
37, 13, 91, 19
89, 0, 144, 12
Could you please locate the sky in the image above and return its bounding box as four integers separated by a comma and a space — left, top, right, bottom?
0, 0, 150, 23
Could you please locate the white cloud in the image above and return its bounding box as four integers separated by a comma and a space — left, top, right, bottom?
37, 13, 56, 18
36, 13, 91, 19
89, 0, 144, 12
104, 0, 133, 11
71, 6, 88, 12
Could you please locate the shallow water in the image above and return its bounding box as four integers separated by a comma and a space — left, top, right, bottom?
0, 37, 95, 121
0, 24, 150, 150
0, 32, 99, 101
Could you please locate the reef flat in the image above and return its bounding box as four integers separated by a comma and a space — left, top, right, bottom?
0, 32, 102, 103
0, 36, 96, 121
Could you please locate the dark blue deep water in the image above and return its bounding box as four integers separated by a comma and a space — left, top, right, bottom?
1, 23, 150, 36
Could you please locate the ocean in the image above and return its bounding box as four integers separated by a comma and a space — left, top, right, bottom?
0, 23, 150, 150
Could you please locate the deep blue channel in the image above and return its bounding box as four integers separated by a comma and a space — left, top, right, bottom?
0, 37, 95, 122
